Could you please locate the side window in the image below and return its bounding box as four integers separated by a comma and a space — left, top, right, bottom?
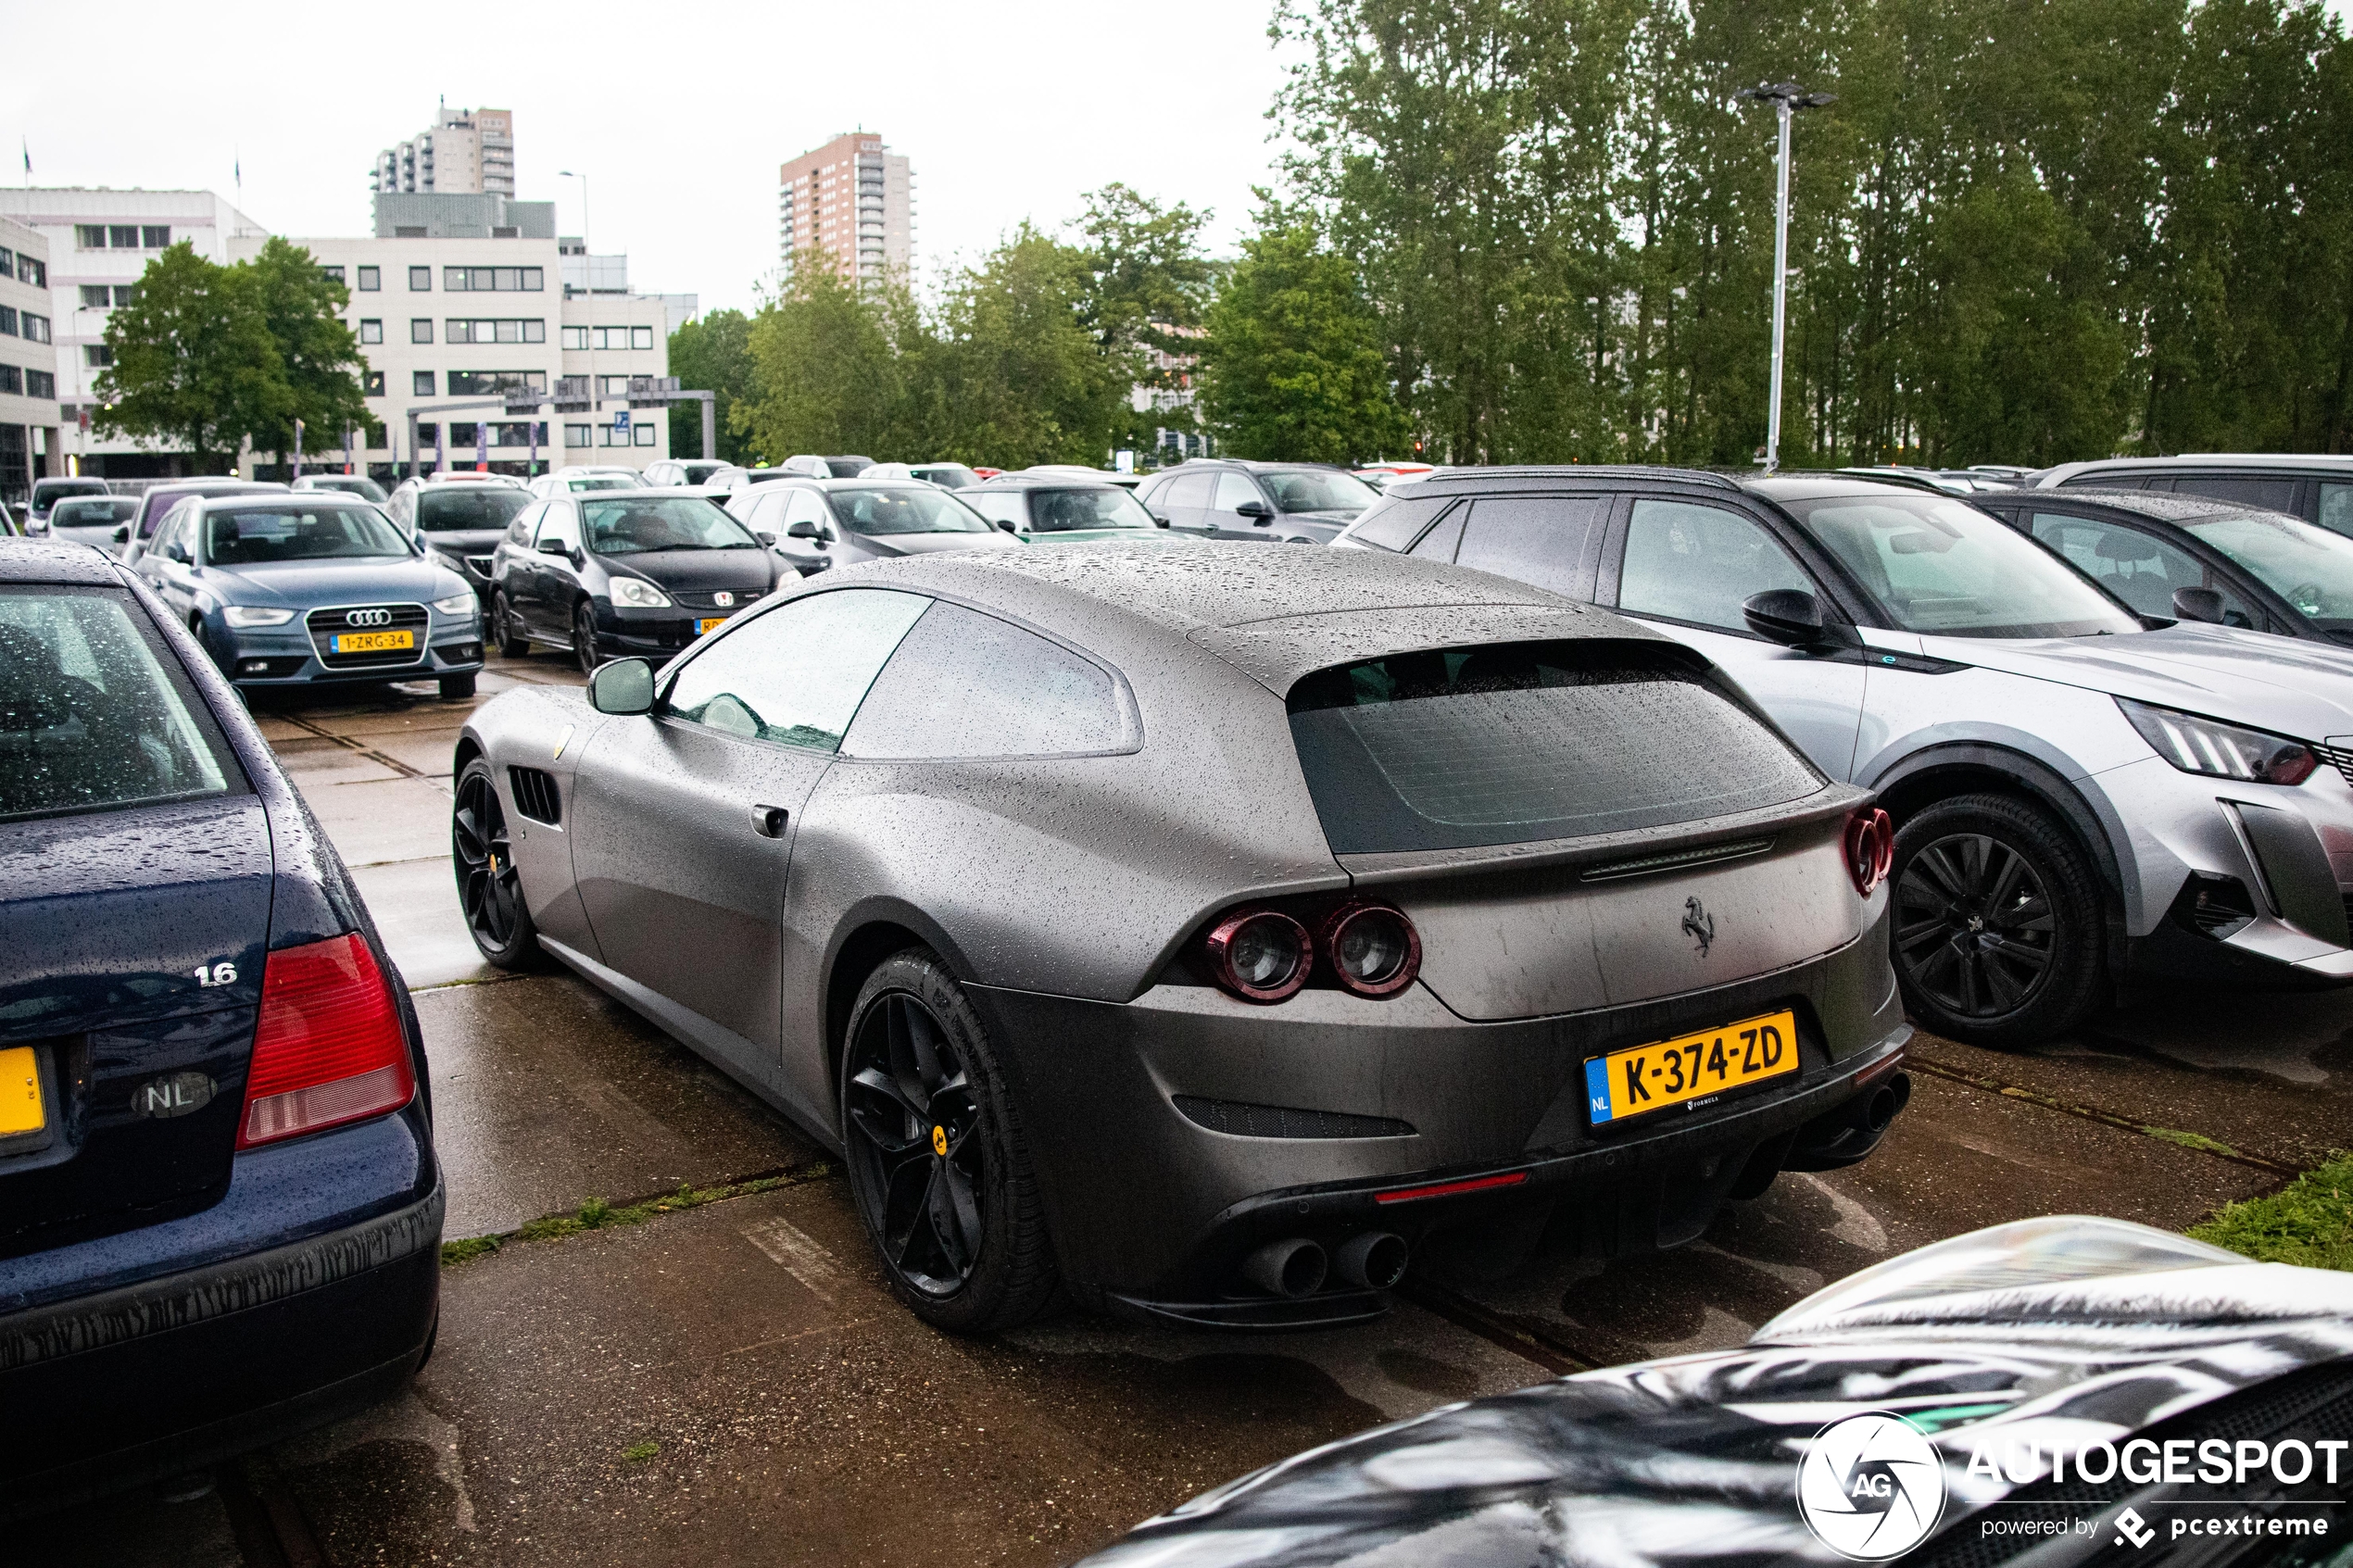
2170, 474, 2299, 514
1408, 505, 1467, 562
2029, 513, 2259, 626
1213, 472, 1262, 511
1617, 499, 1813, 633
506, 502, 546, 546
1452, 496, 1604, 597
534, 501, 579, 549
1349, 495, 1450, 552
781, 489, 832, 533
844, 602, 1132, 759
2061, 471, 2150, 491
1166, 472, 1215, 512
666, 590, 931, 751
964, 491, 1026, 529
2318, 483, 2352, 540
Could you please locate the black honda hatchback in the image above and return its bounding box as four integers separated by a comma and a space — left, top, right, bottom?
0, 540, 442, 1514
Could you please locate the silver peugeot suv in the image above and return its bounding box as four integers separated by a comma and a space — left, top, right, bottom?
1338, 467, 2353, 1047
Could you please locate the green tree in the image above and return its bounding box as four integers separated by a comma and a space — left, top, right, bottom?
731, 257, 908, 460
1075, 184, 1218, 448
667, 307, 758, 464
1201, 198, 1411, 462
244, 236, 369, 472
94, 243, 286, 473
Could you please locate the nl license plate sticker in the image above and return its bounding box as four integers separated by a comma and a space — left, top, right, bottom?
331, 629, 414, 653
0, 1045, 45, 1136
1586, 1008, 1798, 1125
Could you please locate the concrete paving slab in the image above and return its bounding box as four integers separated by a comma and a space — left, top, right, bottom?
302, 704, 484, 739
271, 742, 407, 787
306, 776, 454, 867
419, 974, 822, 1237
266, 1178, 1548, 1567
353, 856, 487, 990
356, 725, 469, 778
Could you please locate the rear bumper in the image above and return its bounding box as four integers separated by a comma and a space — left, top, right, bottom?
0, 1114, 443, 1516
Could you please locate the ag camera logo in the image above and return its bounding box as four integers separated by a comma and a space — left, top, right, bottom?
1798, 1412, 1948, 1561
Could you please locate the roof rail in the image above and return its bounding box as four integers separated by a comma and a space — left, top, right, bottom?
1421, 464, 1744, 492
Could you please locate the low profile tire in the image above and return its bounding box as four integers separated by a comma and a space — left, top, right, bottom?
572, 601, 600, 677
438, 671, 477, 700
452, 758, 541, 970
838, 949, 1059, 1334
493, 591, 531, 658
1890, 793, 2106, 1048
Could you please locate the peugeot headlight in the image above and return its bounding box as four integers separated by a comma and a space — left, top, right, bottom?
2119, 697, 2317, 785
608, 577, 673, 608
222, 606, 296, 628
432, 592, 478, 617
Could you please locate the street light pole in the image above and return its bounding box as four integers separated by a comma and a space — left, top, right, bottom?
1738, 82, 1834, 473
559, 169, 589, 260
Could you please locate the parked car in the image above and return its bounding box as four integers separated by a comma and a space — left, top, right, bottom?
132, 494, 484, 699
39, 495, 140, 553
26, 475, 110, 530
720, 478, 1024, 577
962, 474, 1202, 547
292, 474, 390, 504
2036, 453, 2353, 538
1337, 466, 2353, 1047
0, 539, 442, 1515
700, 465, 799, 493
455, 543, 1909, 1333
641, 458, 736, 488
863, 461, 984, 490
789, 454, 873, 478
1354, 462, 1436, 493
120, 479, 288, 564
526, 468, 638, 499
386, 475, 536, 605
1972, 487, 2353, 647
486, 489, 783, 675
1136, 459, 1380, 544
1076, 1213, 2353, 1568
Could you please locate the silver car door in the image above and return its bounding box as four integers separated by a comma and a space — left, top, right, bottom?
566, 588, 933, 1125
1608, 495, 1869, 780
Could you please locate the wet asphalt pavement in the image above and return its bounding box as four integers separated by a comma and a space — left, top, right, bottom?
20, 651, 2340, 1566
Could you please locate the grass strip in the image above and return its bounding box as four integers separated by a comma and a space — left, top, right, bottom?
2189, 1150, 2353, 1272
1904, 1057, 2291, 1174
439, 1163, 833, 1267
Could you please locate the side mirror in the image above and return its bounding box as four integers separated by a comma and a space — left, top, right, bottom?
588, 657, 656, 715
113, 524, 132, 545
1743, 588, 1836, 649
755, 530, 777, 546
1235, 499, 1273, 520
995, 519, 1018, 533
786, 520, 821, 540
2171, 586, 2226, 624
1151, 514, 1170, 528
538, 536, 571, 556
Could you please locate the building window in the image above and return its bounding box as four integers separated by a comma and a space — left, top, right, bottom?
142, 225, 171, 248
320, 265, 346, 285
80, 285, 111, 309
634, 422, 656, 447
410, 319, 434, 344
445, 267, 544, 292
114, 285, 139, 307
0, 366, 20, 395
416, 422, 439, 445
445, 319, 547, 345
0, 247, 11, 279
601, 423, 630, 446
22, 257, 44, 289
76, 225, 106, 249
633, 326, 654, 350
565, 423, 592, 447
27, 370, 54, 399
359, 319, 384, 344
105, 225, 135, 248
590, 325, 655, 351
561, 325, 588, 351
409, 266, 432, 291
596, 374, 632, 395
20, 315, 46, 345
447, 370, 547, 396
450, 422, 479, 448
364, 370, 386, 396
0, 307, 15, 336
84, 345, 114, 367
414, 370, 435, 395
358, 266, 380, 292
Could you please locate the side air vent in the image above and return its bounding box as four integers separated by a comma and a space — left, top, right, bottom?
2176, 872, 2256, 939
1582, 836, 1777, 883
1174, 1096, 1415, 1140
508, 766, 561, 825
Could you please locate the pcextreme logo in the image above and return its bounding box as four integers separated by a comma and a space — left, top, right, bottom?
1797, 1413, 1948, 1561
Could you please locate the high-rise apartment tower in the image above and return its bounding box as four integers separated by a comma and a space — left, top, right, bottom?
776, 132, 912, 284
373, 107, 516, 199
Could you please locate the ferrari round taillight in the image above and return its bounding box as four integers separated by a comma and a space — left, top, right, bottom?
1321, 903, 1421, 997
237, 933, 416, 1149
1844, 807, 1895, 897
1204, 909, 1312, 1003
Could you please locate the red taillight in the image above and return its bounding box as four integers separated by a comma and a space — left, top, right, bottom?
1844, 808, 1894, 897
1203, 909, 1312, 1003
237, 934, 415, 1149
1321, 903, 1422, 997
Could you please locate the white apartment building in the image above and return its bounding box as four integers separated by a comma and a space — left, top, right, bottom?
0, 217, 60, 501
372, 107, 516, 199
0, 188, 267, 477
777, 132, 914, 285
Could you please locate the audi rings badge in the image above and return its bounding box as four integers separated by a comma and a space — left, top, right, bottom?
345, 608, 394, 628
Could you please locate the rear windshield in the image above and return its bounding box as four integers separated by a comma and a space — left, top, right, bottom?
52, 497, 139, 527
1287, 642, 1822, 853
417, 486, 531, 533
1029, 487, 1156, 532
828, 487, 993, 536
0, 587, 240, 822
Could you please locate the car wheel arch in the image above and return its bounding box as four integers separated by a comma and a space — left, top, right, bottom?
1866, 744, 2130, 933
821, 905, 983, 1092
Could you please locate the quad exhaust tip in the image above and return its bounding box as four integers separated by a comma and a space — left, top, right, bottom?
1242, 1238, 1328, 1298
1334, 1231, 1410, 1291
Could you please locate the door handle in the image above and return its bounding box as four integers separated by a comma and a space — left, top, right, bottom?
750, 804, 788, 838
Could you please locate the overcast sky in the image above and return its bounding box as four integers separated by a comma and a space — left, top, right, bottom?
6, 0, 1296, 316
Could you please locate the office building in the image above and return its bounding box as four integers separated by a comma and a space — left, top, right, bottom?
777, 132, 913, 285
0, 188, 267, 478
559, 237, 697, 333
0, 216, 60, 500
372, 107, 516, 199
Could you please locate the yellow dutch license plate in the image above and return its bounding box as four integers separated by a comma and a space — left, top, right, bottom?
332, 629, 414, 654
1585, 1009, 1797, 1126
698, 617, 727, 635
0, 1046, 44, 1136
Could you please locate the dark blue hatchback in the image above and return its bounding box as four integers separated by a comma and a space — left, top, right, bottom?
0, 541, 442, 1515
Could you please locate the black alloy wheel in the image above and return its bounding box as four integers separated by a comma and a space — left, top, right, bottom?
452, 759, 539, 968
839, 950, 1059, 1332
572, 601, 601, 677
1889, 793, 2104, 1048
493, 591, 530, 658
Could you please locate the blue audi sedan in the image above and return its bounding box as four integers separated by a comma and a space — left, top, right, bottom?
133, 493, 485, 700
0, 539, 442, 1514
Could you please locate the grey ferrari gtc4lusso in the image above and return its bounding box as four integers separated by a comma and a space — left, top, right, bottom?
453, 545, 1912, 1332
